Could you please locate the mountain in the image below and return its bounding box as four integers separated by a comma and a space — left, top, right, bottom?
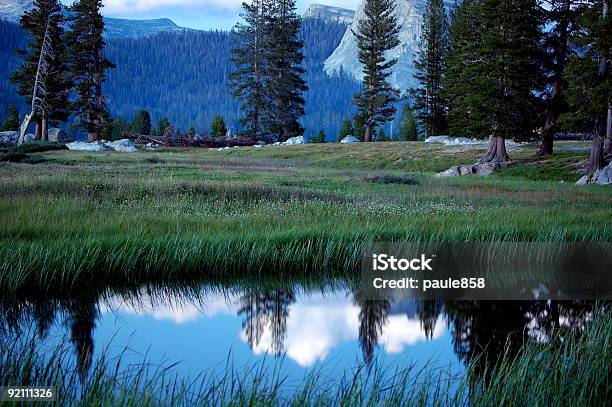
103, 17, 189, 39
0, 0, 189, 39
0, 0, 29, 22
302, 3, 355, 25
324, 0, 427, 91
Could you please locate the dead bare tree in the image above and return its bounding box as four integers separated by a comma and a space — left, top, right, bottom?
18, 18, 52, 145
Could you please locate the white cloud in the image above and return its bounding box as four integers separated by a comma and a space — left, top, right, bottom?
242, 293, 446, 367
102, 0, 244, 15
101, 291, 239, 324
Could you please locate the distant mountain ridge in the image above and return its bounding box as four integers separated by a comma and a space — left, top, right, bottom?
302, 3, 355, 25
0, 0, 189, 38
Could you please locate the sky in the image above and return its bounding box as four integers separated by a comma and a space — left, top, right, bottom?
78, 1, 360, 30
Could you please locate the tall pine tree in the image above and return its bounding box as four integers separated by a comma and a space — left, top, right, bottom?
230, 0, 270, 139
564, 0, 611, 178
67, 0, 114, 141
11, 0, 71, 141
537, 0, 579, 156
411, 0, 450, 137
264, 0, 307, 141
444, 0, 486, 137
353, 0, 401, 142
447, 0, 544, 163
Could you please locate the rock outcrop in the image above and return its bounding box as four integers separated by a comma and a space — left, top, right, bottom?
436, 162, 508, 177
324, 0, 427, 90
47, 128, 71, 142
284, 136, 306, 145
576, 164, 612, 185
340, 135, 360, 144
66, 139, 138, 153
303, 3, 355, 25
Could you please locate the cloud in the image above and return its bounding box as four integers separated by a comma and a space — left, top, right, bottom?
102, 0, 244, 15
242, 293, 446, 367
101, 292, 239, 324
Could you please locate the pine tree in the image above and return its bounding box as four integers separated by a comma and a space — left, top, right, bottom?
353, 0, 401, 142
211, 115, 228, 138
444, 0, 487, 137
354, 116, 366, 141
264, 0, 308, 141
398, 104, 418, 141
411, 0, 450, 137
537, 0, 577, 156
131, 109, 152, 135
156, 117, 171, 136
315, 129, 326, 143
11, 0, 71, 141
67, 0, 114, 141
564, 0, 611, 177
337, 118, 354, 141
1, 105, 19, 131
107, 117, 129, 140
230, 0, 270, 139
447, 0, 544, 163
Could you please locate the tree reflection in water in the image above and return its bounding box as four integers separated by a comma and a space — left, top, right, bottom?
0, 283, 600, 382
239, 289, 295, 356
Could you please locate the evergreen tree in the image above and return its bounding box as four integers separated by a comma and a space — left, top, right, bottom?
67, 0, 114, 141
315, 129, 326, 143
448, 0, 545, 163
398, 104, 418, 141
230, 0, 270, 139
411, 0, 450, 137
354, 116, 366, 141
211, 115, 228, 138
107, 117, 130, 140
564, 0, 611, 176
156, 117, 171, 136
376, 127, 386, 141
537, 0, 578, 156
444, 0, 486, 137
353, 0, 401, 142
11, 0, 71, 141
1, 104, 19, 131
264, 0, 308, 141
131, 109, 152, 135
187, 127, 196, 138
337, 118, 354, 141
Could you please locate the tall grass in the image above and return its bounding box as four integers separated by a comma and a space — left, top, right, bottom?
1, 145, 610, 295
1, 310, 610, 406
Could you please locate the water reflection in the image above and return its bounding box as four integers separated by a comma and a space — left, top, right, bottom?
0, 281, 599, 383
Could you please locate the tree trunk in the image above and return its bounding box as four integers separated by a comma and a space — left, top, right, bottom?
34, 120, 42, 141
538, 80, 562, 156
479, 135, 510, 163
537, 0, 570, 157
87, 118, 101, 142
604, 103, 612, 161
586, 0, 609, 175
587, 116, 606, 175
364, 124, 372, 142
41, 117, 48, 142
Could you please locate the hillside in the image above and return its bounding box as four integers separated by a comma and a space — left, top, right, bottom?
0, 0, 190, 39
0, 18, 361, 139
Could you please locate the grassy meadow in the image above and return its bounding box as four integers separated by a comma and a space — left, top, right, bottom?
0, 141, 611, 295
